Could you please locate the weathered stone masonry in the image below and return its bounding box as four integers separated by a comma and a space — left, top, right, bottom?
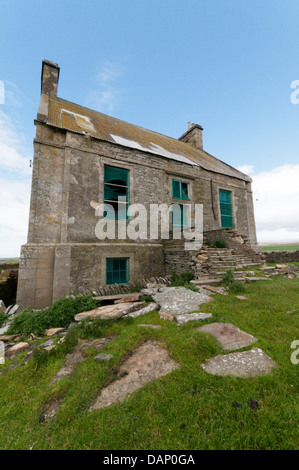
17, 60, 258, 309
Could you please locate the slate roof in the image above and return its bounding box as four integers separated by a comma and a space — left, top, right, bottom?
44, 95, 251, 182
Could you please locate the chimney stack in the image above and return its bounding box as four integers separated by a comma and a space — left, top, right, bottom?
41, 60, 60, 96
178, 123, 204, 150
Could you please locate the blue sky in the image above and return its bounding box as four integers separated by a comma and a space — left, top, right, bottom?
1, 0, 299, 256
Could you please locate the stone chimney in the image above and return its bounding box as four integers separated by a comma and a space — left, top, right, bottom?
179, 123, 204, 150
41, 60, 60, 96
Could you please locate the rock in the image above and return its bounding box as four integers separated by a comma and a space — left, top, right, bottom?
235, 296, 248, 300
5, 342, 30, 356
276, 264, 288, 269
114, 294, 141, 304
0, 300, 6, 314
45, 327, 65, 337
74, 302, 143, 322
153, 287, 213, 316
0, 325, 10, 335
0, 335, 18, 342
89, 340, 179, 410
94, 353, 114, 361
7, 305, 19, 317
68, 322, 77, 330
40, 339, 55, 348
159, 312, 175, 322
127, 303, 159, 318
197, 323, 257, 351
201, 347, 277, 378
176, 312, 212, 325
44, 345, 56, 351
204, 286, 228, 296
138, 324, 161, 329
246, 277, 270, 282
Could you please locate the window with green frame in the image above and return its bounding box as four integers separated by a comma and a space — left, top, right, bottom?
172, 204, 189, 230
219, 189, 233, 228
172, 180, 190, 200
106, 257, 129, 285
104, 165, 129, 220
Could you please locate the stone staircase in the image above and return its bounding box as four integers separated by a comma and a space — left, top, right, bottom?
193, 246, 263, 286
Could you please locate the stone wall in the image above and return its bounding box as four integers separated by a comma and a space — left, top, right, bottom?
263, 250, 299, 263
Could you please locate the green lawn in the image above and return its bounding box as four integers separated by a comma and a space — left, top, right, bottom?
0, 277, 298, 450
261, 244, 299, 252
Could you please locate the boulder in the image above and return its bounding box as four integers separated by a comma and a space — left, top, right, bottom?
153, 287, 213, 316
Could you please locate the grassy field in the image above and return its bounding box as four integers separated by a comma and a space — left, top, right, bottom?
0, 277, 298, 450
261, 244, 299, 252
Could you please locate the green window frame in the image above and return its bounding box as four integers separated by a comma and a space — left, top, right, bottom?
104, 165, 129, 220
172, 204, 189, 230
106, 257, 129, 285
172, 180, 190, 200
219, 189, 233, 228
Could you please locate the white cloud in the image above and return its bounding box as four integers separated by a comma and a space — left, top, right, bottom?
252, 164, 299, 243
0, 94, 32, 257
0, 178, 31, 257
236, 164, 254, 175
0, 109, 31, 174
85, 60, 124, 114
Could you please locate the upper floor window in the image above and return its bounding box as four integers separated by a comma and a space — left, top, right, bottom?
172, 179, 190, 200
104, 165, 129, 220
219, 189, 233, 228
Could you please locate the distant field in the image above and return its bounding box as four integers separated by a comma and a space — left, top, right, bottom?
0, 258, 20, 264
260, 244, 299, 252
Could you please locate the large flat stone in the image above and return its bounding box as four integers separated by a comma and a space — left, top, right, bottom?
201, 348, 277, 378
197, 323, 257, 351
176, 312, 212, 325
153, 287, 213, 316
74, 302, 143, 322
90, 340, 179, 410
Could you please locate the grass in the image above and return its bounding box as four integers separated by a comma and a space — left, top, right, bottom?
0, 276, 298, 450
261, 244, 299, 252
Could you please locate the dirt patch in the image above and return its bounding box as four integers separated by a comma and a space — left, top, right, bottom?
90, 340, 179, 410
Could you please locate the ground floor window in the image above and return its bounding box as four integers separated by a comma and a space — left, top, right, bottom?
219, 189, 233, 228
106, 257, 129, 285
172, 204, 189, 230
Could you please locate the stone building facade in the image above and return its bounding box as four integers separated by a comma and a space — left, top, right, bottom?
16, 60, 258, 309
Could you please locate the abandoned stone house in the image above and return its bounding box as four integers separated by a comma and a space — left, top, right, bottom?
16, 60, 258, 309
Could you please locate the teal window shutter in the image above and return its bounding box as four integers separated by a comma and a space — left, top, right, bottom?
106, 258, 129, 285
219, 190, 233, 228
104, 165, 129, 220
172, 180, 190, 200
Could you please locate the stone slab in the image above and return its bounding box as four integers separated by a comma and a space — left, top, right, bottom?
138, 324, 161, 329
94, 353, 114, 361
127, 303, 159, 318
153, 287, 213, 316
201, 348, 277, 378
74, 302, 143, 322
197, 323, 257, 351
90, 340, 179, 410
176, 312, 212, 325
45, 327, 65, 337
5, 342, 30, 356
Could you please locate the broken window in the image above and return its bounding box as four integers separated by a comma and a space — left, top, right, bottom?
106, 257, 129, 285
104, 165, 129, 220
172, 180, 190, 200
219, 189, 233, 228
